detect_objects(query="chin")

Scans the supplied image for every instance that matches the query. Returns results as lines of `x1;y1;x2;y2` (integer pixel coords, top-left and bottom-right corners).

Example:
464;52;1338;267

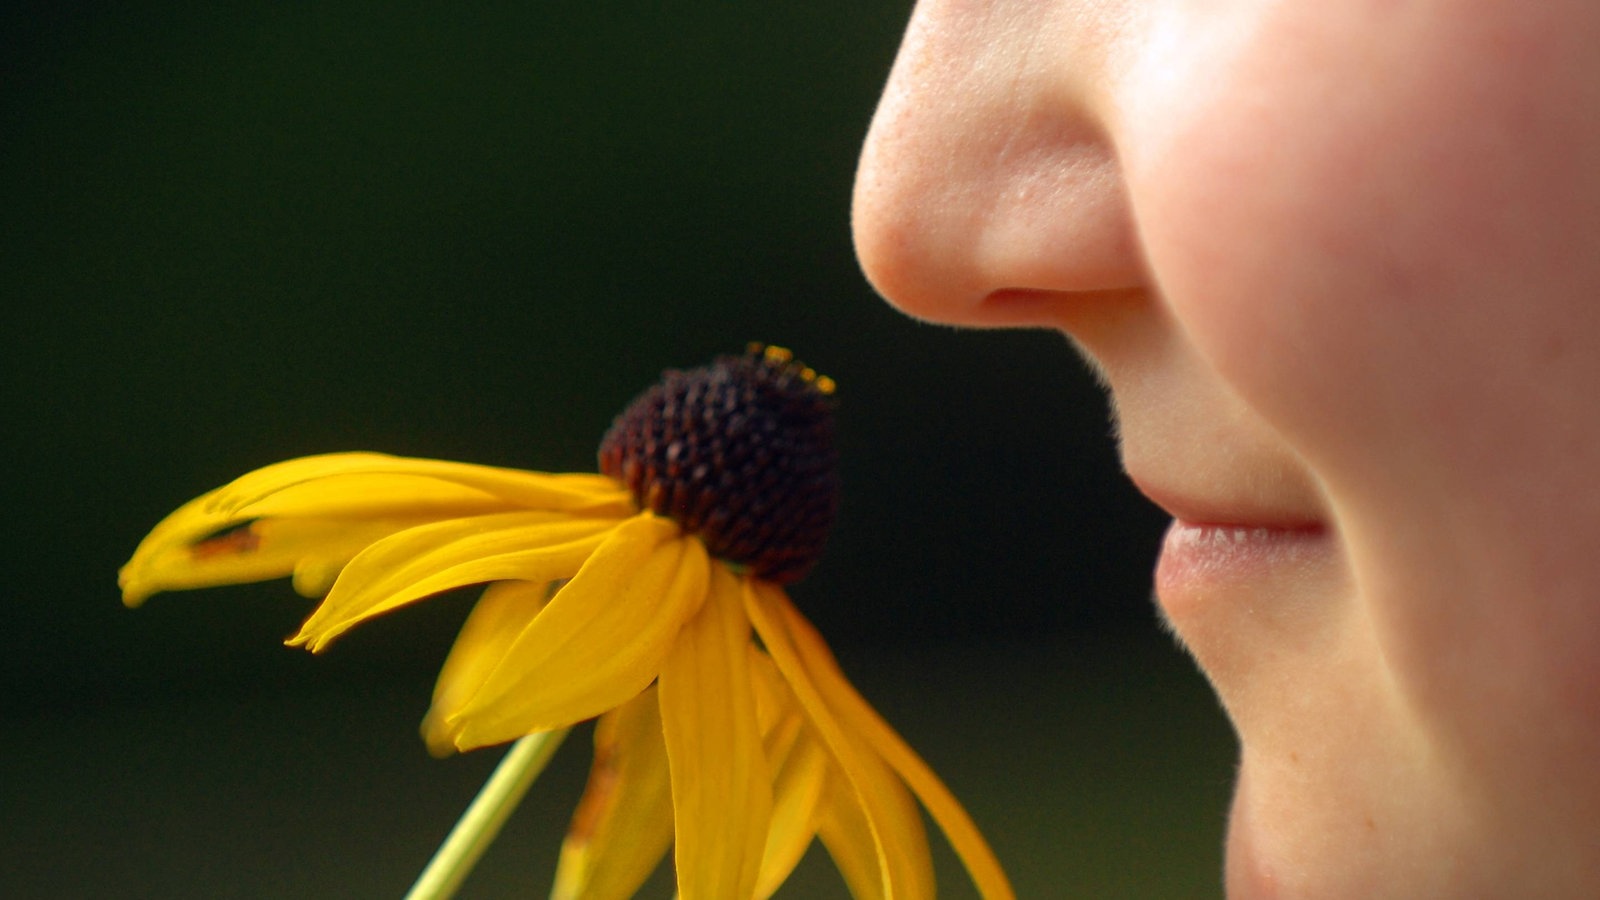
1224;770;1278;900
1222;766;1352;900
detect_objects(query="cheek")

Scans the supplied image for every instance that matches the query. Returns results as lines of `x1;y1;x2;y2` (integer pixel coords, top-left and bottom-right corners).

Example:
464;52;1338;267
1130;123;1398;470
1120;27;1437;457
1122;0;1600;816
1120;2;1600;525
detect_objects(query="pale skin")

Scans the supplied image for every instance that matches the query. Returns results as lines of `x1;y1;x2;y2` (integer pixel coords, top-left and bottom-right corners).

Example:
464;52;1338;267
852;1;1600;897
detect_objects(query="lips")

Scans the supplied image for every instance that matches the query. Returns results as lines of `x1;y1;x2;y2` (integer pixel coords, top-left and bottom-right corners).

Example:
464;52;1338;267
1067;301;1337;616
1155;519;1327;597
1129;476;1331;608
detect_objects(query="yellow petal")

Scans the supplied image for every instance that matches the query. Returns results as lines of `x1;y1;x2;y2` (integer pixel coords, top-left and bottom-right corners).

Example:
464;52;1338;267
743;581;934;900
422;579;552;757
748;645;796;736
551;686;675;900
119;515;431;607
658;563;772;900
233;472;519;520
118;452;632;607
444;515;709;747
756;718;829;900
289;512;615;651
189;452;631;519
746;648;828;899
820;739;929;900
816;766;889;900
772;589;1016;900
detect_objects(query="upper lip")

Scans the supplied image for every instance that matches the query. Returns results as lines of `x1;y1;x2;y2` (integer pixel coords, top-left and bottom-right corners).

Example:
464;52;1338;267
1128;475;1325;531
1039;285;1331;534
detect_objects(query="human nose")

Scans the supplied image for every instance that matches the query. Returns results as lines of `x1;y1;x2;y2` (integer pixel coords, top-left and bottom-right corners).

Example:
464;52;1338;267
852;0;1144;328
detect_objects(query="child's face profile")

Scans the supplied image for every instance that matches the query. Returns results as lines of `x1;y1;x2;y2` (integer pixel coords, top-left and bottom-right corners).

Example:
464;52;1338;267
854;1;1600;897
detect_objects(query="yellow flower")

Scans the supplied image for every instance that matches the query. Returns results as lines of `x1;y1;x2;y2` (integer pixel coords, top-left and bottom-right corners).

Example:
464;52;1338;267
119;345;1013;900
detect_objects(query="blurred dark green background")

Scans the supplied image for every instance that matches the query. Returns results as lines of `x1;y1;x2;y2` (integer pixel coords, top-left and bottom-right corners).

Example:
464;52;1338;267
2;2;1234;897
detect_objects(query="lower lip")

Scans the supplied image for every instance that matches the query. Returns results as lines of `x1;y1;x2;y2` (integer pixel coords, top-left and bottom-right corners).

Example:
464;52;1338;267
1154;520;1327;598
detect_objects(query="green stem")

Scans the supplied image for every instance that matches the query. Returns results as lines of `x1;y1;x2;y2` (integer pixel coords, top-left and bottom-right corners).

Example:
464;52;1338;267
405;728;572;900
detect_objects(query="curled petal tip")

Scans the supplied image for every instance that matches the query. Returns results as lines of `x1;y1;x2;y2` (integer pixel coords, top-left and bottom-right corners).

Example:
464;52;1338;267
419;708;475;755
421;718;460;759
282;631;322;653
119;580;149;608
117;565;149;608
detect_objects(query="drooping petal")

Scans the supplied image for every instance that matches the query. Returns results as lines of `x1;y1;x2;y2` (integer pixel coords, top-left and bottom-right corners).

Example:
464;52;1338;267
289;513;615;651
748;645;794;735
658;563;772;900
422;579;553;757
757;721;829;899
748;650;829;900
816;765;889;900
119;515;432;607
550;687;675;900
443;514;710;748
743;581;934;900
771;587;1016;900
118;453;633;608
817;730;929;900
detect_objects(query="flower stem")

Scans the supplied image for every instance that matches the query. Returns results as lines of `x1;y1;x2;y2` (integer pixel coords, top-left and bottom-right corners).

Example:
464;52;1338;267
405;728;572;900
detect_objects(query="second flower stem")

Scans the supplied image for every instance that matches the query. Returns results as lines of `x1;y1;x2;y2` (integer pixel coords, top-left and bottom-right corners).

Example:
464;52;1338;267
404;728;572;900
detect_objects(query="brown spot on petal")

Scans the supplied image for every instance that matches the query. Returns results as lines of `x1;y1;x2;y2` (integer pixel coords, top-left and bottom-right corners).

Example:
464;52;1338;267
190;524;261;559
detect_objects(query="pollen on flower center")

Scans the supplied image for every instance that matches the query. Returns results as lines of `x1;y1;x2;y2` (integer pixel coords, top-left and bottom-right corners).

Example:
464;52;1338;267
598;344;839;584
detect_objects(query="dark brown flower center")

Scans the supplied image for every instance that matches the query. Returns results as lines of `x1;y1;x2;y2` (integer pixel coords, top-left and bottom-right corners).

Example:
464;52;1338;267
597;344;839;583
